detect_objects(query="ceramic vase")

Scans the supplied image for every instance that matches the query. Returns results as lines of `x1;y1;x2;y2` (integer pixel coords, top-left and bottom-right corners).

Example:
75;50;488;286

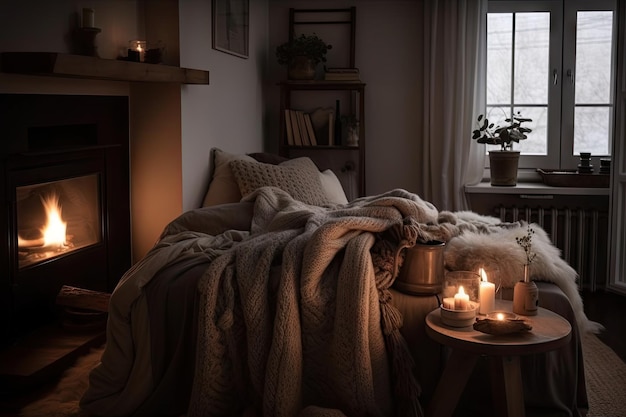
513;265;539;315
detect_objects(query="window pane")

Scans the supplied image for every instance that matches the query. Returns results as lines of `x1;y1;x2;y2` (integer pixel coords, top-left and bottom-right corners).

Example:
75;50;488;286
575;11;613;104
514;13;550;104
515;106;547;155
487;13;512;104
574;107;610;155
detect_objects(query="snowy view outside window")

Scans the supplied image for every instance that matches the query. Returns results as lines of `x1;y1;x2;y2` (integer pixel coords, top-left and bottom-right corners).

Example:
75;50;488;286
486;10;614;159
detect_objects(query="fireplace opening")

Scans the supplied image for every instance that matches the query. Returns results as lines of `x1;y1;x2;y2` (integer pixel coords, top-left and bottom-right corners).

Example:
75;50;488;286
1;94;131;345
17;174;101;269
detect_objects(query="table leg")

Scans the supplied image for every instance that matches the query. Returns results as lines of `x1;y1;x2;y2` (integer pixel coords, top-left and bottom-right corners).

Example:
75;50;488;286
501;355;525;417
426;349;478;417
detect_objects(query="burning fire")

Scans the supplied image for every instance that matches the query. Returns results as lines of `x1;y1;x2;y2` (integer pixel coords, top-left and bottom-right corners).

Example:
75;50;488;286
18;193;67;249
40;193;67;247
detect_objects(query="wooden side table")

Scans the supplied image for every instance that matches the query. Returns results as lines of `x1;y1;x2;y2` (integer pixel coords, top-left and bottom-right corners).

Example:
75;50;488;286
425;300;571;417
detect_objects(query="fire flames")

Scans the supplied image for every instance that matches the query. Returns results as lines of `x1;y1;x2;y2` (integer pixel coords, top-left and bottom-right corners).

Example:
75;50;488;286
40;193;67;247
18;193;67;249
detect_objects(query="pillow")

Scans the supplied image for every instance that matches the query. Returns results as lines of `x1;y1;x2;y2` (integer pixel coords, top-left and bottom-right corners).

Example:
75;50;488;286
202;148;255;207
319;169;349;204
229;157;330;206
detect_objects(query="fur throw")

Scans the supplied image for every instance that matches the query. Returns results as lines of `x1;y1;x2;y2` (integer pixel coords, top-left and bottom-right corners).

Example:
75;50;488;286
444;211;604;334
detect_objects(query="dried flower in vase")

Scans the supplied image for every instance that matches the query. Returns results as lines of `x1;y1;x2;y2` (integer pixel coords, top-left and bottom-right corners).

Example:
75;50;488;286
516;224;537;282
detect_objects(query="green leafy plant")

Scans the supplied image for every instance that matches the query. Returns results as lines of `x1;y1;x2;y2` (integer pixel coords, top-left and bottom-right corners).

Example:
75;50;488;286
275;33;332;66
472;111;533;151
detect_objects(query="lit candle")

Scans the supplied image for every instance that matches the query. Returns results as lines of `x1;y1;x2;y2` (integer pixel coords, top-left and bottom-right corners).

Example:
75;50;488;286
443;297;455;310
496;313;505;321
479;268;495;314
82;8;95;28
454;285;470;310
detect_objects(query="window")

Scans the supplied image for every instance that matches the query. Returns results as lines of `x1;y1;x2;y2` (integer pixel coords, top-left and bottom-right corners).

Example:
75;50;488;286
486;0;617;170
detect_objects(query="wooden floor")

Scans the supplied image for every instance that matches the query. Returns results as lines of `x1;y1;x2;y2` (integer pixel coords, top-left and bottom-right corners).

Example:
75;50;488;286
582;288;626;362
0;320;105;417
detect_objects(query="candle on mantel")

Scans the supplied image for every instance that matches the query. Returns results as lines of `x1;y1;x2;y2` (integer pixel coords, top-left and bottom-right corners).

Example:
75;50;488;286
454;285;470;310
479;267;495;315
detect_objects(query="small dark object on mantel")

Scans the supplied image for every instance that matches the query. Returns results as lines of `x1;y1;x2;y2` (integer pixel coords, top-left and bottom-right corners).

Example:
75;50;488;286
73;27;102;57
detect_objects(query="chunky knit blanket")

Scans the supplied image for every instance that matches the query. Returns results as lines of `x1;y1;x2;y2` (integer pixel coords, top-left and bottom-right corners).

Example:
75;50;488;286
187;186;599;417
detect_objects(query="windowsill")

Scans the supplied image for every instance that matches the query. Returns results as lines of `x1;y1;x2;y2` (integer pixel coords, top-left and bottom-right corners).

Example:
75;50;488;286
468;168;611;196
465;181;610;196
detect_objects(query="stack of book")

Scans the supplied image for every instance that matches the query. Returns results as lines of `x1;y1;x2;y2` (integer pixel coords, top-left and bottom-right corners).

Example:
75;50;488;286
324;67;360;81
284;109;318;146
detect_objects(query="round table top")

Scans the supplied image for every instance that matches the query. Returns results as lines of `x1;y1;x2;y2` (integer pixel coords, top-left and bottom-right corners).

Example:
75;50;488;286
425;300;572;356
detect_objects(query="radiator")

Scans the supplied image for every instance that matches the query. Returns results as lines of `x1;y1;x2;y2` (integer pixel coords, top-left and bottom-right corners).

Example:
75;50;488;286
496;205;609;291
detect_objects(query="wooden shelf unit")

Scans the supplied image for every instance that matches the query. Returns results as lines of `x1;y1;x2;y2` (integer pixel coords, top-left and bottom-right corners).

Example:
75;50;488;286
279;80;366;198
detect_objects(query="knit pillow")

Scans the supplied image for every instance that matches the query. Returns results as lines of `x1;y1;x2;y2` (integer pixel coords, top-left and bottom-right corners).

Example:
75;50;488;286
230;157;330;206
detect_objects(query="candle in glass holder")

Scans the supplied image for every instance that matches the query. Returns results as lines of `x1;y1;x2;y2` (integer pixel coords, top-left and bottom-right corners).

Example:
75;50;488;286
128;40;146;62
454;286;470;310
479;267;495;314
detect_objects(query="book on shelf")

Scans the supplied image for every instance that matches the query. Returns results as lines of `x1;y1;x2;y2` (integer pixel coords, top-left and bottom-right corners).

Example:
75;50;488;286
284;109;294;145
295;111;310;145
324;73;361;81
289;109;303;145
303;113;317;146
325;67;359;73
324;67;360;81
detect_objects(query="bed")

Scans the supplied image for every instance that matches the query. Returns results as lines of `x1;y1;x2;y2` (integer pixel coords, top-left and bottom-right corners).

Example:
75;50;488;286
80;148;599;417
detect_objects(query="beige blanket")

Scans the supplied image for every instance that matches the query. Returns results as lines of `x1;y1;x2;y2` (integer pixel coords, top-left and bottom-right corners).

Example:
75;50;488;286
188;187;447;417
82;187;597;417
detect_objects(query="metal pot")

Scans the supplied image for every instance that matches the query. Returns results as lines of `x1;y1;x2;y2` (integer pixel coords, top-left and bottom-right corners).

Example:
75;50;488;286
392;240;445;295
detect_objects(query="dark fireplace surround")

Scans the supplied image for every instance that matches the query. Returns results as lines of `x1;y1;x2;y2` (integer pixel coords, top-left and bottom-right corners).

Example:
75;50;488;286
1;94;131;344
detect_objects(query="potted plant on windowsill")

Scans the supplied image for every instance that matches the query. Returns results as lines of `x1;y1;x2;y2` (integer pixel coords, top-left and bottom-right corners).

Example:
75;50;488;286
276;33;332;80
472;111;533;186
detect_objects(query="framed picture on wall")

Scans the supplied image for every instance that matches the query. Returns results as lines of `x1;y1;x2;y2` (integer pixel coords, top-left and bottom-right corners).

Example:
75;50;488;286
212;0;249;59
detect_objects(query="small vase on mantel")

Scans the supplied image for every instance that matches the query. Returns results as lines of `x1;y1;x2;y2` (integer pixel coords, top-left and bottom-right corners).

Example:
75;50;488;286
513;264;539;315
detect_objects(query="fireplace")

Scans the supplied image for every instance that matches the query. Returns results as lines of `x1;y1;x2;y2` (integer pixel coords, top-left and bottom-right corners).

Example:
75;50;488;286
1;94;131;345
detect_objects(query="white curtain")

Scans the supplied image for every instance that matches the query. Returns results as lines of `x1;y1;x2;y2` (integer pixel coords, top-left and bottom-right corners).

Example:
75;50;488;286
419;0;487;211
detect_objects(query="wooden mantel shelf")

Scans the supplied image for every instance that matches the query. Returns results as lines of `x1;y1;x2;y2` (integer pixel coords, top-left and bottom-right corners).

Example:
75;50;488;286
1;52;209;84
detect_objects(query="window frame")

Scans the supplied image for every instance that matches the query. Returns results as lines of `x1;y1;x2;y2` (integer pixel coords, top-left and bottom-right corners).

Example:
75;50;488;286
486;0;617;172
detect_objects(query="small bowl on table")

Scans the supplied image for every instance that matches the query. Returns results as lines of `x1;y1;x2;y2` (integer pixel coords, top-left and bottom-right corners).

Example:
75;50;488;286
440;301;478;328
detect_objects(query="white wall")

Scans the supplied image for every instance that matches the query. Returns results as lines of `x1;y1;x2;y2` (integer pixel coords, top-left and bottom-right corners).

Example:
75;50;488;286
268;0;424;197
179;0;268;210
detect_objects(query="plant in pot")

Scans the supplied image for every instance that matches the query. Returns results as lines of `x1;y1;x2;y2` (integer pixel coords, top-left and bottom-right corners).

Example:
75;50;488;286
276;33;332;80
341;114;359;146
472;111;533;186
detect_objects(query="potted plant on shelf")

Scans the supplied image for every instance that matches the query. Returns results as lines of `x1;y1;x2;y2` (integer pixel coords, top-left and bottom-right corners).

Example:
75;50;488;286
276;33;332;80
341;114;359;146
472;111;533;186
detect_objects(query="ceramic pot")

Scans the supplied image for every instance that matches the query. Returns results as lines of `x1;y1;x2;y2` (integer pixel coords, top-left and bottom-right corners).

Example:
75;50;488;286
489;150;520;186
288;56;316;80
513;280;539;316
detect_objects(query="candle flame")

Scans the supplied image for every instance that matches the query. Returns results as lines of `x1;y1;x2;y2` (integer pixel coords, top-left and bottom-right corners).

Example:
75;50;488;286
496;313;505;321
457;285;466;296
40;193;67;247
480;267;488;282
